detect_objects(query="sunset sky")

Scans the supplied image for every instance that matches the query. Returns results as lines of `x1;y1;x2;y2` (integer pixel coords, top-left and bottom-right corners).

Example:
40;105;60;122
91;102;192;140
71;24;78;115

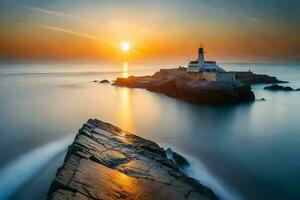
0;0;299;63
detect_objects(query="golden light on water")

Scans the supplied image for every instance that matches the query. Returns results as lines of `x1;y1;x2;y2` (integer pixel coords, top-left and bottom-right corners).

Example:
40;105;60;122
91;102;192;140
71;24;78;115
122;62;129;78
117;87;135;132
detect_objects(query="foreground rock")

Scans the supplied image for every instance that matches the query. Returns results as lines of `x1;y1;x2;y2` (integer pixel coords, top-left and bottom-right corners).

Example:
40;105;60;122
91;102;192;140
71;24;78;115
47;119;219;200
264;84;300;91
114;68;255;104
233;71;287;85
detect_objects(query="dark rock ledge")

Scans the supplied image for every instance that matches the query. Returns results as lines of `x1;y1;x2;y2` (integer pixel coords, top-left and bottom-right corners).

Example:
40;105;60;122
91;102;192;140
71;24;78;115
47;119;219;200
233;71;287;85
264;84;300;91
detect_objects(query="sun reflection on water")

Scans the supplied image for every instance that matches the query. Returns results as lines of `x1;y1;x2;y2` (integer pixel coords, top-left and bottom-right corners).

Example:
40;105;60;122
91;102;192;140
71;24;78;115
122;62;129;78
117;87;135;132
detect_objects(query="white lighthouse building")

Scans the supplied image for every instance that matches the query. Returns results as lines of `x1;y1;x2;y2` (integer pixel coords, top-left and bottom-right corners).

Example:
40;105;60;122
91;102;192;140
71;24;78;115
187;47;225;73
186;47;235;82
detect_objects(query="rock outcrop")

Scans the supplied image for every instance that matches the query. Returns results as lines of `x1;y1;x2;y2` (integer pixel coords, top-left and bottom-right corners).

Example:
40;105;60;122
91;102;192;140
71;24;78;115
93;80;110;84
47;119;219;200
264;84;300;91
100;79;110;84
233;71;287;85
113;69;255;104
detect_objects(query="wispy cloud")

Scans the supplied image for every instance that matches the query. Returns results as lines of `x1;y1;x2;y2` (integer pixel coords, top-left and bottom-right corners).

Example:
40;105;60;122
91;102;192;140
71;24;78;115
201;3;263;23
40;24;98;40
20;5;114;42
39;24;116;46
233;13;262;22
21;5;81;20
15;20;116;46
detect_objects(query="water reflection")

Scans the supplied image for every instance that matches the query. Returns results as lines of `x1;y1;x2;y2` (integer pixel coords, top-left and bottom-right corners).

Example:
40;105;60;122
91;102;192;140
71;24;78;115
116;87;135;132
122;62;129;78
1;63;300;200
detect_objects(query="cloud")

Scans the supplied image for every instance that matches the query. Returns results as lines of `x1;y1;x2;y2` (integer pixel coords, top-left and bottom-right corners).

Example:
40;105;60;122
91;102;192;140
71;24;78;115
40;24;98;40
200;3;263;23
20;5;116;45
39;24;116;46
21;5;81;20
233;13;262;22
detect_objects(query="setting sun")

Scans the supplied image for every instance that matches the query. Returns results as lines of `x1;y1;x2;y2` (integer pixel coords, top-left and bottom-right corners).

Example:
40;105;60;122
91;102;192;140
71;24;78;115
121;41;130;52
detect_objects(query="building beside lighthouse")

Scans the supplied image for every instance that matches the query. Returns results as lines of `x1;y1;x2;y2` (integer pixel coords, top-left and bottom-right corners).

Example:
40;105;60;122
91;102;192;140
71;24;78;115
187;47;235;82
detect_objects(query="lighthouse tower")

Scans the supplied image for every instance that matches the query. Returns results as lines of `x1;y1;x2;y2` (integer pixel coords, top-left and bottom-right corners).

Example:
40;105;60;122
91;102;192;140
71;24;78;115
187;46;226;74
198;47;205;68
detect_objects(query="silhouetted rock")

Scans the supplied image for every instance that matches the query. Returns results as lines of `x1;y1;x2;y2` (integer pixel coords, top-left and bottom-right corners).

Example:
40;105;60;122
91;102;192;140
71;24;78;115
100;79;110;84
257;98;266;101
47;119;219;200
264;84;298;91
114;69;255;104
234;71;287;85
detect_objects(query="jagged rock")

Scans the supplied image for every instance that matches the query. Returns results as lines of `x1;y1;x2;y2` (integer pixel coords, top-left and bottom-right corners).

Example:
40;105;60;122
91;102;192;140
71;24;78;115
100;79;110;84
264;84;298;91
114;69;255;104
47;119;219;200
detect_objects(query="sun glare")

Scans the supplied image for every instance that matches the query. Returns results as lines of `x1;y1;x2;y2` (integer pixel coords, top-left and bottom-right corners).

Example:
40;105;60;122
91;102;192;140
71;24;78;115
121;41;130;52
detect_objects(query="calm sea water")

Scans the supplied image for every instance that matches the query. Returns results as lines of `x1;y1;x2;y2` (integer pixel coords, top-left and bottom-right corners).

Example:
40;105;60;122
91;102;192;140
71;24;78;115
0;63;299;200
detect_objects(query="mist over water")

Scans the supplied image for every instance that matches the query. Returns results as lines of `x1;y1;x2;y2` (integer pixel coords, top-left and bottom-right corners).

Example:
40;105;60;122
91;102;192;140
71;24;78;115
184;154;241;200
0;63;299;200
0;135;74;199
163;143;242;200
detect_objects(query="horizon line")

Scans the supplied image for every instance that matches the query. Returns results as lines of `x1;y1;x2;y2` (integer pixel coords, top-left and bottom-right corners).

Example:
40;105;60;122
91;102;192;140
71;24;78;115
0;60;300;66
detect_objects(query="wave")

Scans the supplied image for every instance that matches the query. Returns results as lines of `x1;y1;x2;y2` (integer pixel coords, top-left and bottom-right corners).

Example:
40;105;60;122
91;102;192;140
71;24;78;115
0;135;74;200
160;143;243;200
182;153;243;200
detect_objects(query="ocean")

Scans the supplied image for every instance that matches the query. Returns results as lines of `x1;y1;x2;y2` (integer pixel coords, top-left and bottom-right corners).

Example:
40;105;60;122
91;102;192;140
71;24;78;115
0;62;299;200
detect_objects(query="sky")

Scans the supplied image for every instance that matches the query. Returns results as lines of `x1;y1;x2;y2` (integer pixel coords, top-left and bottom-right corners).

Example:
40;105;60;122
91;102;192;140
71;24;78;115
0;0;299;63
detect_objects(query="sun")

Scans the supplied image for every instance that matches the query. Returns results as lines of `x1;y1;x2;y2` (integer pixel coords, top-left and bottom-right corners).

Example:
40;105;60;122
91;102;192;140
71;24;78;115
121;41;130;52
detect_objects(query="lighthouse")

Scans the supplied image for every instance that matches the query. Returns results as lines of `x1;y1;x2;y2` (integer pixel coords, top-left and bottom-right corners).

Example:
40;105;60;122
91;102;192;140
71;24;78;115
187;47;225;73
198;47;205;68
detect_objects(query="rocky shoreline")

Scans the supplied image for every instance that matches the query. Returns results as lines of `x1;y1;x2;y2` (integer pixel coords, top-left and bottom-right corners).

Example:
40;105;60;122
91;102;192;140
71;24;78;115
46;119;219;200
114;68;255;104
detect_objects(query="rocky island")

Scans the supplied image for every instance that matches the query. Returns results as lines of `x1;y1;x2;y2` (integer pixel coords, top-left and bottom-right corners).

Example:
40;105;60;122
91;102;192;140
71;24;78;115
114;68;255;104
47;119;219;200
111;48;287;104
